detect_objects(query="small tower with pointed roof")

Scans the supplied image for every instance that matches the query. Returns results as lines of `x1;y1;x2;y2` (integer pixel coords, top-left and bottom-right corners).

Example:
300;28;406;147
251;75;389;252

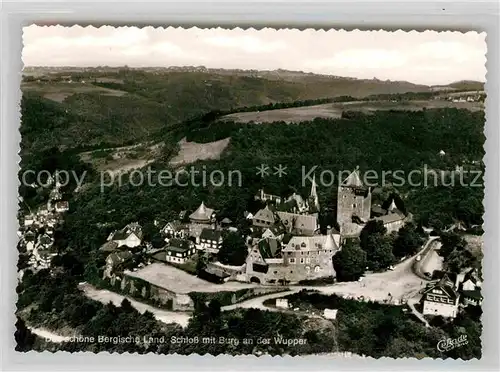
308;174;320;213
388;198;397;213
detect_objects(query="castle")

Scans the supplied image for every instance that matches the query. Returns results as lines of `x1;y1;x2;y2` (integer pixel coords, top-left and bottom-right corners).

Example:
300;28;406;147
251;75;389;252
337;169;409;236
245;168;409;284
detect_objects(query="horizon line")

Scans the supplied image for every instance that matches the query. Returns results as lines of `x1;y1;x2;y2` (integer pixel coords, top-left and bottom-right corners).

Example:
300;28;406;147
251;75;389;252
21;65;486;87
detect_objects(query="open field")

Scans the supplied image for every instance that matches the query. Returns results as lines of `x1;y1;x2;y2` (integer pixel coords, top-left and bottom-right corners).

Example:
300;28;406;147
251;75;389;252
127;263;259;294
79;142;163;175
21;82;127;103
222;100;484;124
169;137;230;166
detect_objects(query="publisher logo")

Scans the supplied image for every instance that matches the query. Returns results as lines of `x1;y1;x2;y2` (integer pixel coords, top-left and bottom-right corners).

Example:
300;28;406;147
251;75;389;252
437;334;468;352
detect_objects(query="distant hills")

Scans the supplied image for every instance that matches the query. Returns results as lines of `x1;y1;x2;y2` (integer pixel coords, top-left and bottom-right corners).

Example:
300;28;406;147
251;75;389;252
20;66;485;153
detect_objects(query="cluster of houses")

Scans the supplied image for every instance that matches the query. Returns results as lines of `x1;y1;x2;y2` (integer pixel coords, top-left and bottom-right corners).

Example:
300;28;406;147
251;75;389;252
102;169;414;285
421;268;483;318
18;181;69;270
101;202;230;278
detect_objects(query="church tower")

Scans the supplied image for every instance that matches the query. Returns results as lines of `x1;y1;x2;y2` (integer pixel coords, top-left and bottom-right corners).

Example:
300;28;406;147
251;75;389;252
308;174;320;213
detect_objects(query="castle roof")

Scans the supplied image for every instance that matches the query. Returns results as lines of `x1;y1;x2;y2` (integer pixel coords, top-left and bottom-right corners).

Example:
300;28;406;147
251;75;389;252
258;238;281;259
253;206;276;224
374;213;405;224
283;233;340;253
276;211;318;234
341;169;364;188
189;202;214;222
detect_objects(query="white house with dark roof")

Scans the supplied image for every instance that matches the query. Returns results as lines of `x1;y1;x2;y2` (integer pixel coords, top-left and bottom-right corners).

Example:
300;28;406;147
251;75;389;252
55;200;69;213
422;272;460;318
152;239;196;264
161;220;188;239
23;214;35;227
23;230;37;252
460;268;483;306
107;222;143;248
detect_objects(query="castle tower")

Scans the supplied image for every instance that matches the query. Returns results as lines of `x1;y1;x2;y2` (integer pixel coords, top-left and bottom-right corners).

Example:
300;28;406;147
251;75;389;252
336;168;372;235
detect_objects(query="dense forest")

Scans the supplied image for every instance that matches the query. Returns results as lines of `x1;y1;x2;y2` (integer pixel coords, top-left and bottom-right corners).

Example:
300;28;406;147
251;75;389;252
16;83;485;356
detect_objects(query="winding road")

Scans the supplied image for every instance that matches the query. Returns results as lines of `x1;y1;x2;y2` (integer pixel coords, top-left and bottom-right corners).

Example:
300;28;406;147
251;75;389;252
223;236;440;312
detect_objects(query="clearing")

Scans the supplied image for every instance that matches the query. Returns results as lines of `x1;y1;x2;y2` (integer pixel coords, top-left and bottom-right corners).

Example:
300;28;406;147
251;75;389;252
21;81;127;103
222;100;484;124
169;137;230;166
79;142;163;175
127;263;258;294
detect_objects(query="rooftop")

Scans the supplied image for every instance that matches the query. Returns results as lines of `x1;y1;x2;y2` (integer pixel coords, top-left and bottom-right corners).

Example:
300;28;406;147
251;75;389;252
341;169;364;188
276;211;317;233
200;228;222;241
189;201;214;222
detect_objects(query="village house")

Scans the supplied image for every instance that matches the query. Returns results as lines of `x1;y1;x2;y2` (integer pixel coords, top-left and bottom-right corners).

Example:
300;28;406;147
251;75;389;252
374;200;408;233
261;227;284;241
245;228;341;284
199;228;223;254
276;298;289;309
252;205;276;227
23;214;35;227
38;205;50;216
161;220;188;239
106;222;143;248
104;251;134;278
460;268;483;307
55;200;69;213
23;230;37;252
36;233;54;250
152;239;196;264
49;188;62;201
422;272;460;318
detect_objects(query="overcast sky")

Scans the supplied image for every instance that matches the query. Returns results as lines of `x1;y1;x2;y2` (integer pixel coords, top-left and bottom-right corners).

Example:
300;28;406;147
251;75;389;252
23;25;486;86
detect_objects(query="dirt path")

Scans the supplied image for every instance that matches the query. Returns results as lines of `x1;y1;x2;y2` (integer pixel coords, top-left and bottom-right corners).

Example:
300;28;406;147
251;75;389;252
28;326;73;343
224;238;436;312
80;283;191;328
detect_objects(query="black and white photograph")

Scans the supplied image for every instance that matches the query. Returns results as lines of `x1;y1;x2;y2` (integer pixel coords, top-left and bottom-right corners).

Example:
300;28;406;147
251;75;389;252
15;25;485;359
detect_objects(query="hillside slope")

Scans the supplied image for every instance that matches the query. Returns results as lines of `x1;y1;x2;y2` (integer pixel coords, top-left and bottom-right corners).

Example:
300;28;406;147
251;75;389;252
20;68;432;152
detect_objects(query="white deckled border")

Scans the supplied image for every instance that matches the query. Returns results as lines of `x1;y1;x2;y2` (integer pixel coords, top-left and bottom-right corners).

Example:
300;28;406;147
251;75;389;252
1;1;498;371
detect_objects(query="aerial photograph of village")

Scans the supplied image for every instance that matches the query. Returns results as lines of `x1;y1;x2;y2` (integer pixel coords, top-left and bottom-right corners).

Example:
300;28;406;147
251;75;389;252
15;26;485;359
